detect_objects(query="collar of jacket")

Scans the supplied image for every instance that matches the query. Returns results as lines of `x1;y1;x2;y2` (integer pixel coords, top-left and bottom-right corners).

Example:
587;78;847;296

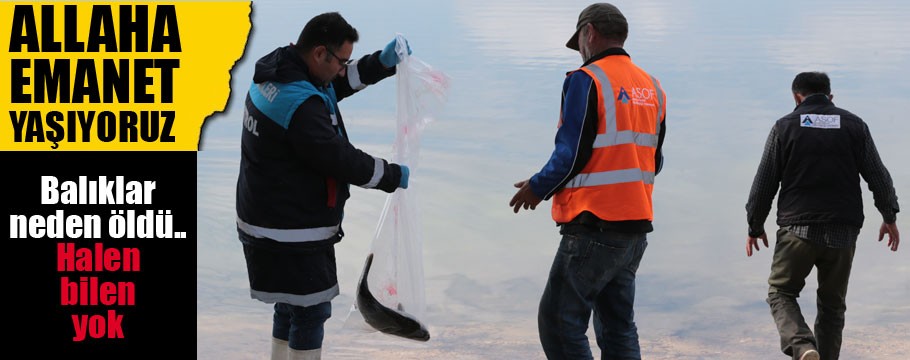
794;93;833;111
253;45;321;86
581;47;630;67
283;45;311;79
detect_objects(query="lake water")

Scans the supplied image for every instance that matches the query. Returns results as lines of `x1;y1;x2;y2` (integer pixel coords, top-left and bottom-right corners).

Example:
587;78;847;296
197;1;910;358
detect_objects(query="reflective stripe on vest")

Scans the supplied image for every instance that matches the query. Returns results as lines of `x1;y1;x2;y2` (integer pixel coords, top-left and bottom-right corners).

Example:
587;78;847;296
651;74;665;140
565;168;655;188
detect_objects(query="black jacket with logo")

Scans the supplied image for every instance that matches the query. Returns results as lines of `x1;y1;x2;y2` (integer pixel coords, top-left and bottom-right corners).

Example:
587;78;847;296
236;45;401;247
775;94;866;227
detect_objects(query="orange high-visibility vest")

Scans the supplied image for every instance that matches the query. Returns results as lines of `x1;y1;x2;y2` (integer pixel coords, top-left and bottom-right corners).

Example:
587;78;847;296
552;55;666;223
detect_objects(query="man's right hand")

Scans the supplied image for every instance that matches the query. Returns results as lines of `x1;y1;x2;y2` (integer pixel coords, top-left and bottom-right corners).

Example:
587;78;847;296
879;222;900;251
509;179;542;214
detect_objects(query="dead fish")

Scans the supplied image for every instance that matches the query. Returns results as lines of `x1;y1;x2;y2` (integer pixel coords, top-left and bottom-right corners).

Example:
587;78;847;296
356;253;430;341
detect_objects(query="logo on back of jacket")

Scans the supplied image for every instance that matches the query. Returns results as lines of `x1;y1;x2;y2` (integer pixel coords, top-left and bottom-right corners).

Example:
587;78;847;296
617;86;656;106
800;114;841;129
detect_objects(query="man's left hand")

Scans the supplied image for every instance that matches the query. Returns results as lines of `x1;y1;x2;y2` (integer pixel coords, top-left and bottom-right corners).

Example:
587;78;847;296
380;36;412;68
746;233;768;257
879;221;900;251
510;179;542;213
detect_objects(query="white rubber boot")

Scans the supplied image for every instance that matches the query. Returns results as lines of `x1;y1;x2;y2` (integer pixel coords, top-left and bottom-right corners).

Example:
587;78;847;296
288;348;322;360
270;337;289;360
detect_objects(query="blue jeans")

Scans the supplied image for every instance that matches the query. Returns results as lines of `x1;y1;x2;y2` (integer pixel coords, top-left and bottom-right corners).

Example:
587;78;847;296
538;230;648;360
272;301;332;350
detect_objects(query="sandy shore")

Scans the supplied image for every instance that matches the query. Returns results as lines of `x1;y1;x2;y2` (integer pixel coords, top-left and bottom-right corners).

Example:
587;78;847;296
198;308;908;359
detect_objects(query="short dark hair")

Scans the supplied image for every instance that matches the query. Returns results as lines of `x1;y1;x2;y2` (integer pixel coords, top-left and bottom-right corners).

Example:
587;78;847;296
791;72;831;95
590;20;628;43
296;12;359;51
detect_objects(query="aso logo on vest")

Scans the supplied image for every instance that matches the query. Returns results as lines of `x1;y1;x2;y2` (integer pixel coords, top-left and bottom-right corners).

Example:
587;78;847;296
616;86;656;107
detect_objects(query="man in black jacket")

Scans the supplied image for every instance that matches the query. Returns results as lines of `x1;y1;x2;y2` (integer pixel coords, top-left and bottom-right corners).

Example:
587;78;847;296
235;12;410;360
745;71;900;360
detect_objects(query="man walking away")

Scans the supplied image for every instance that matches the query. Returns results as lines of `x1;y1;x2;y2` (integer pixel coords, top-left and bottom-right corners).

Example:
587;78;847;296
745;71;900;360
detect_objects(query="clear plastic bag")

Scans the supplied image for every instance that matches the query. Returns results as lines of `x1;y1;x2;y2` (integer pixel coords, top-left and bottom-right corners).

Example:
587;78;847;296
343;34;451;341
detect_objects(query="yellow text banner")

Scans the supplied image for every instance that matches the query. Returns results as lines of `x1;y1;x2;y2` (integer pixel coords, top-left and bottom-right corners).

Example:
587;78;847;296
1;1;251;150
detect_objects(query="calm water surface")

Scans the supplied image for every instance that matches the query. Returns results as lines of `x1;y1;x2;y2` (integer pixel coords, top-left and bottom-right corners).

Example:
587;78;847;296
198;1;909;358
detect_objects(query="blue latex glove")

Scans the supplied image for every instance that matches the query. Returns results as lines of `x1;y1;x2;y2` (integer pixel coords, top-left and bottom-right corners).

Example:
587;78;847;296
379;37;412;68
398;165;410;189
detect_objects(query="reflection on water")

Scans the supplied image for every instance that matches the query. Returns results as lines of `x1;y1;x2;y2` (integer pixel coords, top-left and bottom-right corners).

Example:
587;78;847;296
198;1;910;358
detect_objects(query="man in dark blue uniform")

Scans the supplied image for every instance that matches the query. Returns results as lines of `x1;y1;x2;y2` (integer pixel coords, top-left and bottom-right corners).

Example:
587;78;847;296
746;71;900;360
235;12;411;360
